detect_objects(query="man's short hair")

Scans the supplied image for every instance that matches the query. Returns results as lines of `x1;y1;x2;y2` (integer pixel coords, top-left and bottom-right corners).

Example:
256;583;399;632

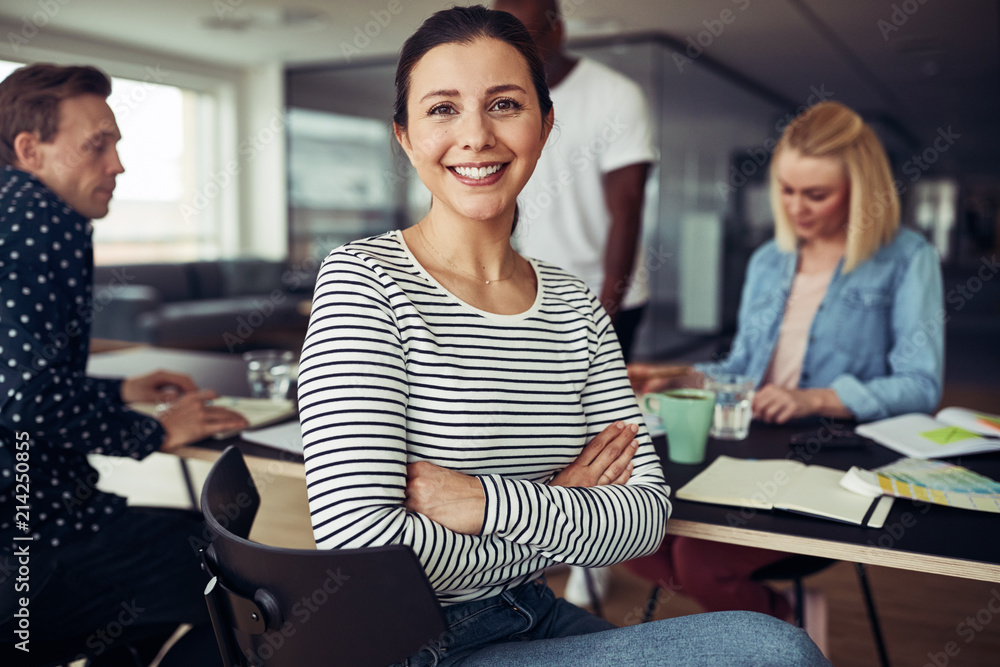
0;63;112;167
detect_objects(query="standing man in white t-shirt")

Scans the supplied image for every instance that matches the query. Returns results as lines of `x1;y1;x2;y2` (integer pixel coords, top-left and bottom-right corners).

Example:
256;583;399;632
495;0;657;608
496;0;657;363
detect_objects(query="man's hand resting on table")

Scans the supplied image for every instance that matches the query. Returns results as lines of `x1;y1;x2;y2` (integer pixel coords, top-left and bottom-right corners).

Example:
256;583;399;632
122;370;249;450
155;389;249;452
120;369;199;403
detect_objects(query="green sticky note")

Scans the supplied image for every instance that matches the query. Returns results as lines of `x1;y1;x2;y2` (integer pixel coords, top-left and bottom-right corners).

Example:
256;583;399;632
920;426;980;445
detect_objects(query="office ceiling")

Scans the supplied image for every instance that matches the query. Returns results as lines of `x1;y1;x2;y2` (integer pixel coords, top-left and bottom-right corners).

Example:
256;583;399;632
2;0;998;174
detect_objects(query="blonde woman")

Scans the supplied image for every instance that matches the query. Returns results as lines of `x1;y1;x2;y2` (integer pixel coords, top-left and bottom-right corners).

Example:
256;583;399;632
632;100;943;422
626;102;944;629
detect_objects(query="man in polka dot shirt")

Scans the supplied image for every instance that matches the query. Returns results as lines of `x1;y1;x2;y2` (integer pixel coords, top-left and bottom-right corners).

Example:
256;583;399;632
0;64;247;662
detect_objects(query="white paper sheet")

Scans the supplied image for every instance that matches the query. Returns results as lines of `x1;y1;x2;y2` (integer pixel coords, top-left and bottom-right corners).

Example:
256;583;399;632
240;420;304;455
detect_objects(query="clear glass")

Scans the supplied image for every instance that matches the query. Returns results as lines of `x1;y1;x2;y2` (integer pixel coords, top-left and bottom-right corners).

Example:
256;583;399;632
243;350;295;400
706;373;755;440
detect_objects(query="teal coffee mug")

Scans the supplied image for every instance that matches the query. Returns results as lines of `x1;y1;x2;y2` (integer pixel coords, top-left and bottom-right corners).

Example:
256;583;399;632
641;389;716;464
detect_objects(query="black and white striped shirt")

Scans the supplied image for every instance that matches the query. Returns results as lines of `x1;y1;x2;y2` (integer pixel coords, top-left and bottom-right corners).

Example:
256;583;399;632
297;231;670;605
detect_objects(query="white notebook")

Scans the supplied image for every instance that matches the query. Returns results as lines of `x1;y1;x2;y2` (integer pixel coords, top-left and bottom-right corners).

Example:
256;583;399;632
676;456;893;527
856;408;1000;459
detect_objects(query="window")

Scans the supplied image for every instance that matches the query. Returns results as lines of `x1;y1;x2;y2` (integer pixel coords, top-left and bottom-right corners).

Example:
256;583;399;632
0;59;221;264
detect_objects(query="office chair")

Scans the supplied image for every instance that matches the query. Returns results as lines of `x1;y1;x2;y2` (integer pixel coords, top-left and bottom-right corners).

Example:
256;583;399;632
640;555;890;667
199;446;447;667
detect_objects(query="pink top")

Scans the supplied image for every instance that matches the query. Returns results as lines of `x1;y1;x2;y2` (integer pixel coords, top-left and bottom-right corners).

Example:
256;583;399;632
763;267;836;389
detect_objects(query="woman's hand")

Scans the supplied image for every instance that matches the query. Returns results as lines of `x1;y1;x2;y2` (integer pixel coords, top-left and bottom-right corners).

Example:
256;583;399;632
753;385;815;423
549;421;639;488
157;390;249;452
627;363;701;395
121;370;199;404
753;385;852;424
406;461;486;535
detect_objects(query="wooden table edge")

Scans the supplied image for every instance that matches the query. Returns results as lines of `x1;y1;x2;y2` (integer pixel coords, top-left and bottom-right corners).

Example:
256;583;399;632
173;444;305;480
90;338;151;354
665;519;1000;583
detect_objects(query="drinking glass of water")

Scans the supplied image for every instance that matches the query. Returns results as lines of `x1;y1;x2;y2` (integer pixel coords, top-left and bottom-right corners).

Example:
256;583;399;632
243;350;295;400
706;373;755;440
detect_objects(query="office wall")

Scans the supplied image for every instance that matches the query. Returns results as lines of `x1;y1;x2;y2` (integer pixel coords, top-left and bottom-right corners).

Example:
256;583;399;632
284;37;792;358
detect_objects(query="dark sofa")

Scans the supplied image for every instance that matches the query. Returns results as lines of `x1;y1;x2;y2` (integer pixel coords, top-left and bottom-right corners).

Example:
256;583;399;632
90;260;313;352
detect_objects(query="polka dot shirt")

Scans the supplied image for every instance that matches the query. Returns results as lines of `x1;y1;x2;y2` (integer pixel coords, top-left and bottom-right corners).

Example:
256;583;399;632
0;167;165;549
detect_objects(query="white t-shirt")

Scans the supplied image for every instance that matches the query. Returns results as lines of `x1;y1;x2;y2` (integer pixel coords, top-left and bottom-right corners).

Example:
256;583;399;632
514;57;657;309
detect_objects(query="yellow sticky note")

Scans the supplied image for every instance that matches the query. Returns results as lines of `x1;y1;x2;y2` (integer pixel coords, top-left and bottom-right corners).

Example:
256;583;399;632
920;426;980;445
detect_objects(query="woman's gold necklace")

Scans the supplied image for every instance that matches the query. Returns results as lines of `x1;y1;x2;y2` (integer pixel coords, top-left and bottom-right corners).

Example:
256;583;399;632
417;223;516;285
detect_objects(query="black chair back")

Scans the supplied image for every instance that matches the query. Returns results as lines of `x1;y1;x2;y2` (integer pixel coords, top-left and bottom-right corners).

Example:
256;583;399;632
200;446;447;667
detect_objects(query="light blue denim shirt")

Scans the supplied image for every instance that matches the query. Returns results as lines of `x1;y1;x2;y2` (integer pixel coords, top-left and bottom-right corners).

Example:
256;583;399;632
696;228;944;422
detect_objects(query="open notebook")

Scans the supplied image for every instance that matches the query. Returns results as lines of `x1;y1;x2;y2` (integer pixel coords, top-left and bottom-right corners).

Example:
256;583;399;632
676;455;894;527
856;408;1000;458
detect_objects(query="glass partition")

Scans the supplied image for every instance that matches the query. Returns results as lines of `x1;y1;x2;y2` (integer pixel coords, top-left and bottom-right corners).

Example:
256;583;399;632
285;38;794;358
287;108;397;265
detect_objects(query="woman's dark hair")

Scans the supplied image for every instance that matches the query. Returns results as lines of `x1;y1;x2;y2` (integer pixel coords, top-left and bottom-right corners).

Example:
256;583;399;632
392;5;552;131
392;5;552;233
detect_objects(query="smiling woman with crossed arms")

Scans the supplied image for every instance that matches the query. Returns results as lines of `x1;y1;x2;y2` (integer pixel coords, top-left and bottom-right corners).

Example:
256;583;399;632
295;6;829;666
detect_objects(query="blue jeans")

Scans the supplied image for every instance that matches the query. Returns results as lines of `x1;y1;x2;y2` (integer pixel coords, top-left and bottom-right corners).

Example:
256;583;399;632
399;577;830;666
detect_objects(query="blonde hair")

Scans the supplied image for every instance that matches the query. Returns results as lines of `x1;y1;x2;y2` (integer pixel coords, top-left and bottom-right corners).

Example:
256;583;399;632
769;101;899;273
